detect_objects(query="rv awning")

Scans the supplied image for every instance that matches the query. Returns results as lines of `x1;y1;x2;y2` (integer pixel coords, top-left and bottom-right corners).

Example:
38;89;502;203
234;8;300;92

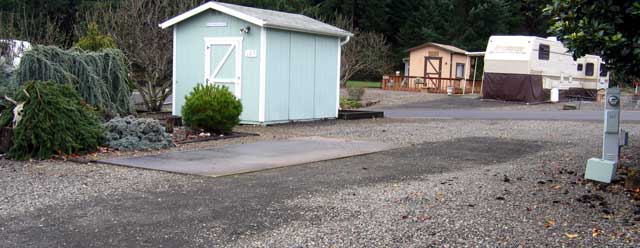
465;52;486;57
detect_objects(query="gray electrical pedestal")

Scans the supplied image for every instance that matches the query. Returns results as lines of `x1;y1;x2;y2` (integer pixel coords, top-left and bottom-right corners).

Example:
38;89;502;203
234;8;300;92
585;87;628;183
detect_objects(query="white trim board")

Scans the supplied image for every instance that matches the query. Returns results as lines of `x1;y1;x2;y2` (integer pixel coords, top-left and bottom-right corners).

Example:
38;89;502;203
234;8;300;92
172;26;177;115
203;37;243;99
335;38;341;117
258;27;267;122
160;2;265;29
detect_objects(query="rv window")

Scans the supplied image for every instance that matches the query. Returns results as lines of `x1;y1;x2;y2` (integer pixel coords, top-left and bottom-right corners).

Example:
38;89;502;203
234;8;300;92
538;44;550;60
600;63;608;77
455;63;465;78
585;63;595;76
577;64;583;71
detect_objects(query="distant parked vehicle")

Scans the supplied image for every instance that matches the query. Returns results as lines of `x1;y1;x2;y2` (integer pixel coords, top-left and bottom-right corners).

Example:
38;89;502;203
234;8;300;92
483;35;609;103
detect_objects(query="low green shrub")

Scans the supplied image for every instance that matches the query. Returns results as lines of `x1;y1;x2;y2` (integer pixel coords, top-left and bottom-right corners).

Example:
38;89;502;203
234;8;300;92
1;81;104;160
103;115;174;151
340;97;362;109
347;87;365;101
182;84;242;133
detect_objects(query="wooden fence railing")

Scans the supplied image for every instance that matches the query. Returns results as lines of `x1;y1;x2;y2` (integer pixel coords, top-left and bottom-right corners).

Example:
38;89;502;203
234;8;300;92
381;75;482;94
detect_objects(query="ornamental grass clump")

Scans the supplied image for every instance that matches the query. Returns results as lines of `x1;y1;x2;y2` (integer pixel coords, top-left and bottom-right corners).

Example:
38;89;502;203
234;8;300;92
182;84;242;134
0;81;104;160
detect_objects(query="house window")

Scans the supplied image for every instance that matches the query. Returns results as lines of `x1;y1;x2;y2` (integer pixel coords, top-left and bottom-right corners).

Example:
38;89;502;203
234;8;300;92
600;63;608;77
538;44;550;60
577;64;583;71
585;63;595;76
455;63;465;78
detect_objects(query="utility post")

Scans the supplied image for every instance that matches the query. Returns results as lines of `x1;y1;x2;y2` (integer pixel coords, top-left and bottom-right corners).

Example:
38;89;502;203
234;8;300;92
585;88;629;183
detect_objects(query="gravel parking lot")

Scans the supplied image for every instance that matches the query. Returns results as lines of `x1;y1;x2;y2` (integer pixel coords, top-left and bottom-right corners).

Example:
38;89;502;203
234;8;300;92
1;118;640;247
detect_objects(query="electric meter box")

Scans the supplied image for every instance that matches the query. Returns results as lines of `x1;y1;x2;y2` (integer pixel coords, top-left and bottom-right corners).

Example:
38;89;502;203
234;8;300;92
585;158;616;183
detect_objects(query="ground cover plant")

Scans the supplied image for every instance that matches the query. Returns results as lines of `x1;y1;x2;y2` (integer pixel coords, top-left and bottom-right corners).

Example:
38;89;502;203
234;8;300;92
346;80;381;88
182;84;242;134
340;97;363;109
15;45;133;117
103;115;174;151
0;81;103;160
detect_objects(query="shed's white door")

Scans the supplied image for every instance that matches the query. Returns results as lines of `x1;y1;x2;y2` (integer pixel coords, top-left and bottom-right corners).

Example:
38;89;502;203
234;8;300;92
204;37;242;98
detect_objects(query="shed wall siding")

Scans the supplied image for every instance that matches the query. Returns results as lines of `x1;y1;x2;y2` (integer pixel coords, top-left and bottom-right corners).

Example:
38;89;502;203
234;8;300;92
264;29;291;121
313;36;339;118
288;32;317;120
174;10;261;122
264;29;339;122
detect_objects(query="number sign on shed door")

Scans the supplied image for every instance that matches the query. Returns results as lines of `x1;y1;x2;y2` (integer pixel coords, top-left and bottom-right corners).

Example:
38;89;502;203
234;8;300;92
204;37;243;98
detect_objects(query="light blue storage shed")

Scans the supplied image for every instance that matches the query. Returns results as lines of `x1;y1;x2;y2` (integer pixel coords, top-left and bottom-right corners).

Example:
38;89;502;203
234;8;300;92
160;2;352;124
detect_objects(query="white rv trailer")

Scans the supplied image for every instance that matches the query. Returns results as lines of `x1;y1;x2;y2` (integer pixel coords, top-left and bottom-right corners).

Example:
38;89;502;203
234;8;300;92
483;35;608;103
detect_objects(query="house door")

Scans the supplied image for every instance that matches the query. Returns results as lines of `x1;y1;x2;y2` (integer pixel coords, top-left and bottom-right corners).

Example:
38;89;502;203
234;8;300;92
204;37;243;98
424;57;442;88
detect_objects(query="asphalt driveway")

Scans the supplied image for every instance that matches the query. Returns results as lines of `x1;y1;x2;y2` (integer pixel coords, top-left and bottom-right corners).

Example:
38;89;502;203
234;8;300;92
375;97;640;121
382;109;640;121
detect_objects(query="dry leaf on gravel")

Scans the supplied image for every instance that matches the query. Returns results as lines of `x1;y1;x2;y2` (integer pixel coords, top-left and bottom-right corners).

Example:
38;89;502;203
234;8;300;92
565;233;579;239
544;219;556;229
592;228;602;237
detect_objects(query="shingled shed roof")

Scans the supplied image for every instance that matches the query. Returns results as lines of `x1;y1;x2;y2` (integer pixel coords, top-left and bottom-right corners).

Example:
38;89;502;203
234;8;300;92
407;42;469;55
159;2;353;37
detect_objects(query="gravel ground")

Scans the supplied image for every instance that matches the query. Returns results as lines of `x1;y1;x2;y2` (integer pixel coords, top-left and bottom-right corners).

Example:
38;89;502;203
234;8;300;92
228;119;640;247
2;118;640;247
353;88;640;111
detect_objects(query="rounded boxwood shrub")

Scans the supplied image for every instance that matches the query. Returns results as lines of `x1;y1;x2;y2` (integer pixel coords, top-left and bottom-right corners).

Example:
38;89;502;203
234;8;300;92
181;84;242;133
1;81;104;160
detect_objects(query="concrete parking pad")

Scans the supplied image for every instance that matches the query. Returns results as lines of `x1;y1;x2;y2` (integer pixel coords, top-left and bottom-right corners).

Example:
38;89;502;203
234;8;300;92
99;137;399;177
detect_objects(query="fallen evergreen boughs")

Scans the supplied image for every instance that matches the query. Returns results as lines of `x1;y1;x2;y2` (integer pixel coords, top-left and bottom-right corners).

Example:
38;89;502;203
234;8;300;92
103;115;174;151
15;45;133;117
182;84;242;134
3;81;104;160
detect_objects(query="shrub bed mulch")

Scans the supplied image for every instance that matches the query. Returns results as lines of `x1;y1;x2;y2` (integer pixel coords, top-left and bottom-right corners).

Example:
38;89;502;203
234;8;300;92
173;130;259;144
0;127;12;154
62;131;259;164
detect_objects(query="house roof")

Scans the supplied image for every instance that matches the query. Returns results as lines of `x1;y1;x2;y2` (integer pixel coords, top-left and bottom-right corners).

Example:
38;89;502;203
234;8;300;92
407;42;468;55
159;2;353;37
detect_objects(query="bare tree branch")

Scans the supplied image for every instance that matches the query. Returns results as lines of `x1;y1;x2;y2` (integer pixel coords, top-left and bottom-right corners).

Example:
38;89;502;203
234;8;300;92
332;15;391;87
80;0;204;112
